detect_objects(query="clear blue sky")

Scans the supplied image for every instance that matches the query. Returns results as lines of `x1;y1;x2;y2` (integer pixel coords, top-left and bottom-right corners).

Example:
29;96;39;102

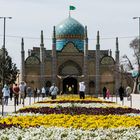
0;0;140;68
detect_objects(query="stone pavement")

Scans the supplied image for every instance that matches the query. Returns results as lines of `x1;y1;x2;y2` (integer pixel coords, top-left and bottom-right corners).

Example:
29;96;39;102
99;93;140;109
0;94;140;116
0;96;45;116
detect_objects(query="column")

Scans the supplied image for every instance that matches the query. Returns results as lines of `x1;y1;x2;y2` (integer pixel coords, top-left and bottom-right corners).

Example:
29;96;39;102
95;31;100;97
52;26;57;84
21;38;25;82
84;26;88;94
115;37;120;94
40;30;45;87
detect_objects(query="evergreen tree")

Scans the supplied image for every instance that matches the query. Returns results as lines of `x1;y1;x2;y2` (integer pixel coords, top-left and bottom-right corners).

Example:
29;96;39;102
0;47;18;86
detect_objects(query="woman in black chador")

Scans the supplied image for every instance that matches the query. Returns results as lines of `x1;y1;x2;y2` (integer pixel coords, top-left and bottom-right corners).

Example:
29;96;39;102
119;86;124;101
103;87;107;99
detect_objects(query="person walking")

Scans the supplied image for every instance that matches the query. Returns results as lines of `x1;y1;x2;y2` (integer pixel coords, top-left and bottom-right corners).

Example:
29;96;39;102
41;87;46;98
26;86;32;105
37;88;40;97
106;88;110;99
26;86;32;97
33;88;37;98
102;87;107;99
19;81;26;104
2;84;10;106
13;84;20;106
45;86;50;97
79;81;86;99
119;86;124;101
126;85;132;100
49;83;59;100
9;84;13;101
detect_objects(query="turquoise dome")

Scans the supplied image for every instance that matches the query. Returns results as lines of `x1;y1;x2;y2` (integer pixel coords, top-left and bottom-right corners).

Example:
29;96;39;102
55;17;85;51
56;17;84;37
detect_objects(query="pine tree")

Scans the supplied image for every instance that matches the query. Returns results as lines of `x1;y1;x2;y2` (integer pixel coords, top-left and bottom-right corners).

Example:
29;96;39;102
0;47;18;86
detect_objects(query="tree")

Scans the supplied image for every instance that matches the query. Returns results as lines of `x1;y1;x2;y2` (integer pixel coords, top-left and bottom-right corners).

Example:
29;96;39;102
119;63;133;87
122;37;140;93
0;47;18;86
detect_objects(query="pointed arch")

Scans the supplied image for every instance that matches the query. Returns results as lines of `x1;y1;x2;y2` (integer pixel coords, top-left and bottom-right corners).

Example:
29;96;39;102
58;60;82;76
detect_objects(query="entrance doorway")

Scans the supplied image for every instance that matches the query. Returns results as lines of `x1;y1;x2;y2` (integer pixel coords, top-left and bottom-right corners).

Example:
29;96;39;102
45;81;51;87
63;77;77;94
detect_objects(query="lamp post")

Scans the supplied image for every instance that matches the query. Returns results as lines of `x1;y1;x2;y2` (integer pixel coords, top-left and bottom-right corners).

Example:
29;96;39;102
133;17;140;56
0;17;12;87
133;17;140;94
0;17;12;49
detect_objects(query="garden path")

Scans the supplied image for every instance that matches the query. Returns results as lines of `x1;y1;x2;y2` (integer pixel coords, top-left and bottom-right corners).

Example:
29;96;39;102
99;93;140;109
0;96;46;116
1;94;140;116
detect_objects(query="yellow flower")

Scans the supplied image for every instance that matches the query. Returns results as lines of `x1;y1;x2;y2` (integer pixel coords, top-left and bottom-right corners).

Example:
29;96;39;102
0;114;140;130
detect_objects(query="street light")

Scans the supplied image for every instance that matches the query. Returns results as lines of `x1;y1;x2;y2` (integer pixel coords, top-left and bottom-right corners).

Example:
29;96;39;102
133;17;140;54
133;17;140;94
0;17;12;49
0;17;12;86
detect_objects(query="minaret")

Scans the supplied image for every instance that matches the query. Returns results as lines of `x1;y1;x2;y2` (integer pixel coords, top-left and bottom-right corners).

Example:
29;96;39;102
95;31;100;97
84;26;88;94
52;26;57;84
40;30;45;87
115;37;120;94
21;38;25;82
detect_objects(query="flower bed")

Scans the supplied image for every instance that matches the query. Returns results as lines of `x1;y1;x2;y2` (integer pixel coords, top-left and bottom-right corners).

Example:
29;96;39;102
0;126;140;140
37;100;114;104
0;95;140;139
37;95;114;104
17;106;140;115
0;114;140;129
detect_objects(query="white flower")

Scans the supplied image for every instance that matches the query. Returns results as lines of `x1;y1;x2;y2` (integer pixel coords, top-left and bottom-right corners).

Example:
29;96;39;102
0;126;140;140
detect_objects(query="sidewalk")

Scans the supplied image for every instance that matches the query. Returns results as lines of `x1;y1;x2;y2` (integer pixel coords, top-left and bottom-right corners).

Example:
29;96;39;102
99;94;140;110
0;96;45;116
1;94;140;116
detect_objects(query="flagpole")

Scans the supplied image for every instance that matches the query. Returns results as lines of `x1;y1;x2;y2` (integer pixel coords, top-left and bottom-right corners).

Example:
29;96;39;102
69;6;71;17
69;5;76;17
69;10;71;17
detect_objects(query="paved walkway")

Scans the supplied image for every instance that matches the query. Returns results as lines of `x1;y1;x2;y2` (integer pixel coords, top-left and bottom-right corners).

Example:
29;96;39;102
0;94;140;116
0;96;45;116
99;94;140;109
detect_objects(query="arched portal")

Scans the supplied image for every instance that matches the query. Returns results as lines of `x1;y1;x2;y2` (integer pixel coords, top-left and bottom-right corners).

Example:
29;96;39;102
63;77;77;94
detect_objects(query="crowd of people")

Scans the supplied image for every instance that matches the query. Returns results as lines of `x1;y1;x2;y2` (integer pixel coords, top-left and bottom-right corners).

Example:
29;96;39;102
0;81;87;105
0;79;133;106
0;82;60;106
1;82;27;106
102;85;132;101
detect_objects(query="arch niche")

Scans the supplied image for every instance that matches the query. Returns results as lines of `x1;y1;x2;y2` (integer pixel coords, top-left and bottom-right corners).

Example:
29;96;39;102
59;60;82;76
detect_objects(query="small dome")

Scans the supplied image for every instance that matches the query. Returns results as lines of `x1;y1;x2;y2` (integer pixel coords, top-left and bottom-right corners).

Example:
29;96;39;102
56;17;84;39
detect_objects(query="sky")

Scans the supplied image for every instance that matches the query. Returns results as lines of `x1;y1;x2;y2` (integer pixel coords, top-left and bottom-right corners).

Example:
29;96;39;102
0;0;140;69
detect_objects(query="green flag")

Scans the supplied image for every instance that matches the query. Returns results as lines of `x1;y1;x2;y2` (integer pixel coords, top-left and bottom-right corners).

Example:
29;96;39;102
69;5;76;10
